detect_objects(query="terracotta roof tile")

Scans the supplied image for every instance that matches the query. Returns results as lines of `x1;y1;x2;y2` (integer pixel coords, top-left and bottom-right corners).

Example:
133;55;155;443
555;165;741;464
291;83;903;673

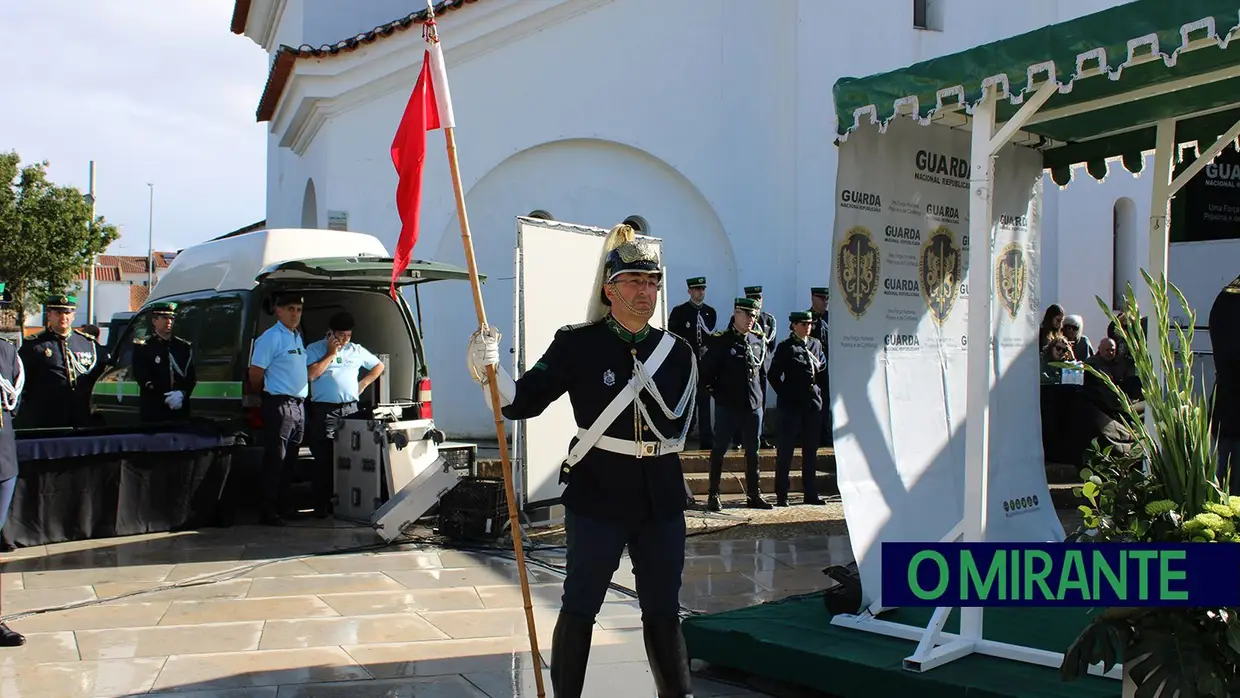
129;285;149;311
74;266;121;282
231;0;252;34
256;0;481;122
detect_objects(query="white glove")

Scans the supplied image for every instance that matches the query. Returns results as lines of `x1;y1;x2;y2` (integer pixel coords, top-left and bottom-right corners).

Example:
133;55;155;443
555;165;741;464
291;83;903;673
466;327;515;410
467;326;502;381
164;390;184;410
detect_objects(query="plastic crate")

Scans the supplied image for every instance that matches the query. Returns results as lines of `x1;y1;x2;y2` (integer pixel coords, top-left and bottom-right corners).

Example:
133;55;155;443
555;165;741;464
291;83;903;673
438;477;509;541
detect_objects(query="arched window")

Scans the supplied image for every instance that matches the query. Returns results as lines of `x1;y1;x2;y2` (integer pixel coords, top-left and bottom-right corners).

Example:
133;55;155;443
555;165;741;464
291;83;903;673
527;210;554;220
301;179;318;229
623;215;649;234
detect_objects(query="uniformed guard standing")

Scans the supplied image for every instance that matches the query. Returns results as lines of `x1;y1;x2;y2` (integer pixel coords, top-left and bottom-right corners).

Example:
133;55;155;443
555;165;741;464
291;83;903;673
17;294;107;429
667;277;716;450
808;287;832;445
305;311;385;518
701;297;773;512
467;223;698;698
131;302;197;422
768;311;828;507
0;283;26;647
247;293;309;526
743;286;776;448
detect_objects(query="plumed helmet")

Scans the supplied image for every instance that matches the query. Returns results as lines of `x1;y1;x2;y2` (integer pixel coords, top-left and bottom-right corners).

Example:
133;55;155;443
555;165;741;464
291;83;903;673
586;223;663;322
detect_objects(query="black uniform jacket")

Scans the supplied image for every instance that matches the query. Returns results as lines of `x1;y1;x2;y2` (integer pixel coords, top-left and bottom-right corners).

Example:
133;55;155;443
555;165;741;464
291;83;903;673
132;334;197;421
17;329;107;429
0;340;21;480
757;311;777;360
700;326;766;412
809;309;829;348
768;334;827;412
667;301;717;356
501;316;696;524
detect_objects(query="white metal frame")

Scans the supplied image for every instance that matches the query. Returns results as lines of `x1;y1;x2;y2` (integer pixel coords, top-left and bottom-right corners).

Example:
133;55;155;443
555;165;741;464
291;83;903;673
830;71;1240;679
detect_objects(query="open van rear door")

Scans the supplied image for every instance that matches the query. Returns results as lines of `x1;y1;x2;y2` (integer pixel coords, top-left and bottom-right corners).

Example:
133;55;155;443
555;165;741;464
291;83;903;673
253;256;482;286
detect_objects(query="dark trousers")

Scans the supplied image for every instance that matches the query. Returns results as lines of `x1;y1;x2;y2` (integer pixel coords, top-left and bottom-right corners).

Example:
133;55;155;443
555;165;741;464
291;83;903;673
710;405;761;496
733;377;767;447
776;406;821;500
821;384;834;445
694;384;713;446
261;394;305;518
561;509;685;621
307;401;358;513
0;475;14;532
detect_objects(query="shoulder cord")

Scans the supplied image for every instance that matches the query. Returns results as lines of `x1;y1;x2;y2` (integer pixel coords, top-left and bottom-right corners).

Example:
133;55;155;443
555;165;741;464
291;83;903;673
65;343;96;376
0;355;23;412
168;346;191;379
631;349;698;445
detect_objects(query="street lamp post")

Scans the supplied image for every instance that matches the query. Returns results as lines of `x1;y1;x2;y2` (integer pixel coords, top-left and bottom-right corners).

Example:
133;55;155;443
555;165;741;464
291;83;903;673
85;161;96;324
146;183;154;289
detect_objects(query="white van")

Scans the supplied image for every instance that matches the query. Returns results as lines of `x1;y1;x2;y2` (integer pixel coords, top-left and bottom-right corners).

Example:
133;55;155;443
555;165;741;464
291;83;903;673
91;228;479;443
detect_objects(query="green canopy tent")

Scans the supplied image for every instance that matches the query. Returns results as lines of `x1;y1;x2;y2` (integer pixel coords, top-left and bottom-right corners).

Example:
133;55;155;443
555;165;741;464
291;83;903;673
827;0;1240;681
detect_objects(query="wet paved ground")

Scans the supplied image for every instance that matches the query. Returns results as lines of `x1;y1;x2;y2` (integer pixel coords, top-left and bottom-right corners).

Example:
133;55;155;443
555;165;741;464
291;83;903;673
0;516;853;697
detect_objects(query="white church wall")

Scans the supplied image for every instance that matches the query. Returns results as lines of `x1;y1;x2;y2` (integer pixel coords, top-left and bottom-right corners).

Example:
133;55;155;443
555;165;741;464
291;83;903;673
259;0;1165;438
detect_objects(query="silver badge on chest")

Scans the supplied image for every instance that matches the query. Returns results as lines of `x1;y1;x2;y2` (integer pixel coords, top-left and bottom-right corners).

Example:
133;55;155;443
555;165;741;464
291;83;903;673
602;369;616;386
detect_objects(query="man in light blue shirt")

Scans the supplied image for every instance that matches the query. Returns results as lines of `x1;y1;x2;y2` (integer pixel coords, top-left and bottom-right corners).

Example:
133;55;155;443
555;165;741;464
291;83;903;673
247;293;309;526
305;311;384;517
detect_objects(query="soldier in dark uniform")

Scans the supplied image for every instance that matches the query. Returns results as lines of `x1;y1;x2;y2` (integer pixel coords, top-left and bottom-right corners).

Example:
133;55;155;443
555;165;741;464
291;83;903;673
769;311;828;506
467;223;698;698
0;283;25;646
808;287;832;445
742;286;776;448
17;294;108;429
702;297;773;512
131;302;197;422
667;276;716;450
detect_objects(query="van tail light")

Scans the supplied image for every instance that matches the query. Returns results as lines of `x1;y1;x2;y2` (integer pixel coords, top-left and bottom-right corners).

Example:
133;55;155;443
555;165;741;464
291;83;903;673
416;378;433;419
242;387;262;429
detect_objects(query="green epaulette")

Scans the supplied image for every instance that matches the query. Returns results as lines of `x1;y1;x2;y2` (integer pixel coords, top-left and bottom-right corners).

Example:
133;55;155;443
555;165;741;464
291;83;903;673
72;329;96;340
559;321;594;332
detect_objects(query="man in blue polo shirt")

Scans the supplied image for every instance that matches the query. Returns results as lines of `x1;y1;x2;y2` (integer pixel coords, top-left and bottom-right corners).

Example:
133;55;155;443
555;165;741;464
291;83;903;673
305;311;385;517
248;293;309;526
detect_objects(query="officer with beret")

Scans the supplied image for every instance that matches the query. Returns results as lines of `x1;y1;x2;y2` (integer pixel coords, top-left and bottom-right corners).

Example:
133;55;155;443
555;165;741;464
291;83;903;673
247;293;309;526
0;283;25;646
17;293;108;429
743;286;776;447
131;301;197;422
467;223;698;698
667;276;717;449
809;287;832;445
702;297;773;511
769;311;828;506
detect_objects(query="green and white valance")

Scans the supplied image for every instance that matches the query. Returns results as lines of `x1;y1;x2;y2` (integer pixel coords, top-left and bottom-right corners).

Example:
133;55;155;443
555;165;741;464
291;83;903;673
833;0;1240;185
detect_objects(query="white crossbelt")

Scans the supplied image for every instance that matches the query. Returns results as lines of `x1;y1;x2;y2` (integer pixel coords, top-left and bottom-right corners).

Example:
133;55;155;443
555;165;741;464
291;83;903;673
577;430;686;458
564;332;684;467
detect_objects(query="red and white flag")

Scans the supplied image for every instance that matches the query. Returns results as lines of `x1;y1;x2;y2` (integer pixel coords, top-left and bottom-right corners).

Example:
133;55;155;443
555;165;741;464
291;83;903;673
390;38;456;299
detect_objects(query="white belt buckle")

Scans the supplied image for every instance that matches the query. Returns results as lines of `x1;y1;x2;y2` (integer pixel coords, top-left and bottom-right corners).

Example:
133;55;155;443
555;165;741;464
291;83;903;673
640;442;658;457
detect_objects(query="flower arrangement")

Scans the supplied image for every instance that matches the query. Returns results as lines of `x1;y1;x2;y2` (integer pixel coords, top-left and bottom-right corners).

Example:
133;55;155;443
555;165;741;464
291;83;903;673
1057;272;1238;697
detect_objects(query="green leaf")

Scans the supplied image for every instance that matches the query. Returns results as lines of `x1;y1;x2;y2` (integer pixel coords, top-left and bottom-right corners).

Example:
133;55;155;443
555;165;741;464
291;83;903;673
1082;481;1099;499
1226;621;1240;655
1077;504;1093;517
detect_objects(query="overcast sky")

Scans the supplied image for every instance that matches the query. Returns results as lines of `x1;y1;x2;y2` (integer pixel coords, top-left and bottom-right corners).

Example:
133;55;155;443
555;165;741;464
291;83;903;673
1;1;270;255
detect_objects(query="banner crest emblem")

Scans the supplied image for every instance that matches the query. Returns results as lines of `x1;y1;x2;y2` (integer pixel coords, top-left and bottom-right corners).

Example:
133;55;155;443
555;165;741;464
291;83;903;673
836;226;880;318
919;225;961;326
996;242;1027;319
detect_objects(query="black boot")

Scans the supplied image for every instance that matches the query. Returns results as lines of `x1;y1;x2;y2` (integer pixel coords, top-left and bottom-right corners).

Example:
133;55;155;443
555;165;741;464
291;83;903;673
550;612;593;697
0;622;25;647
643;616;694;697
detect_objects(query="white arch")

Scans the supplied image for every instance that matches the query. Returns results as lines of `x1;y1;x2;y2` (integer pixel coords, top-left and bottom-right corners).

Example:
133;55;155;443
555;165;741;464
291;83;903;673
419;137;736;438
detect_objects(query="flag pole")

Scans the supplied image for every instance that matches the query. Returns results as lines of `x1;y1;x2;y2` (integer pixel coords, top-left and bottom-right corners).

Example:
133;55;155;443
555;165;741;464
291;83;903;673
422;5;547;695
